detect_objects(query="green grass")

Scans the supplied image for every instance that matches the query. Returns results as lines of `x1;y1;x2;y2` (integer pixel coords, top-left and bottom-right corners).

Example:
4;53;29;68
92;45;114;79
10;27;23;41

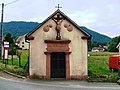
88;52;118;82
0;50;28;76
88;52;118;56
6;49;28;68
0;63;5;71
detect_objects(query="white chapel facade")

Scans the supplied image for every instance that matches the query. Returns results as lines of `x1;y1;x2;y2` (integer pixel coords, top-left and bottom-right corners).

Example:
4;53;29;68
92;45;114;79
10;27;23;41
26;9;91;80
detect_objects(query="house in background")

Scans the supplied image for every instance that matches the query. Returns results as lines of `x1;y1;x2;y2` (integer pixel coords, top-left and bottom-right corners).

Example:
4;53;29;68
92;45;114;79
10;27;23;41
92;47;105;52
15;34;29;50
117;43;120;55
26;9;91;80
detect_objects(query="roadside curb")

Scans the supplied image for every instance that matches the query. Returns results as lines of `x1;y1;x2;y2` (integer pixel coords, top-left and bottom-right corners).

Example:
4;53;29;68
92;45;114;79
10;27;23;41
3;70;26;79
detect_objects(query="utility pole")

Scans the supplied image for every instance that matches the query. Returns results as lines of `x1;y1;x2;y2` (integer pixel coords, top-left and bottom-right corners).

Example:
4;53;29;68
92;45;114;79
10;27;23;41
0;1;19;59
0;3;4;59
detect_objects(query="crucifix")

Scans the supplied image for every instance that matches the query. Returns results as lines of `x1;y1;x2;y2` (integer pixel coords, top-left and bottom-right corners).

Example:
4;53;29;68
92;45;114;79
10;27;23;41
52;4;64;40
52;13;65;40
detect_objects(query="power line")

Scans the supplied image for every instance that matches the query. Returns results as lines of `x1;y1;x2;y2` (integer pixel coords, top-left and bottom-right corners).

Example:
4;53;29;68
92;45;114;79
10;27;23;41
5;0;20;6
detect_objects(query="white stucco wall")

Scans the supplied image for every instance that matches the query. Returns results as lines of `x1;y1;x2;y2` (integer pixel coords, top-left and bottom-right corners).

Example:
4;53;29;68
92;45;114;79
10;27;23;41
29;18;88;77
61;20;88;76
19;37;29;50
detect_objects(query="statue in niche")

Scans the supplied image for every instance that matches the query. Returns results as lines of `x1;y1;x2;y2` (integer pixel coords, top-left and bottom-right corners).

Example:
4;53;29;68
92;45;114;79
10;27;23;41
52;13;65;40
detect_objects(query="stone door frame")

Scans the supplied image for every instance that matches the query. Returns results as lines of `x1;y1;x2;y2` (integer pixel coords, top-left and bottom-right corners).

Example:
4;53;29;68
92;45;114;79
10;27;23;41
44;40;71;80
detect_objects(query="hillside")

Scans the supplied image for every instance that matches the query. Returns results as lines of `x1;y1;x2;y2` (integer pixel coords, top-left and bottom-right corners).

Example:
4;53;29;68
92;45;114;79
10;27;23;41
80;26;111;43
3;21;39;36
3;21;111;43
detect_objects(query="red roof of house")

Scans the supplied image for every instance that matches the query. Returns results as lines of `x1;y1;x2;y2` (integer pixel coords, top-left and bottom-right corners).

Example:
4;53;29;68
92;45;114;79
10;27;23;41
15;35;25;43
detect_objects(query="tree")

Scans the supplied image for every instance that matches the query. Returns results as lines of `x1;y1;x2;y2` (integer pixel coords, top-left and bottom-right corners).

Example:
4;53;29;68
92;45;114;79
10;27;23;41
88;39;92;51
87;39;108;51
4;33;14;44
108;36;119;52
4;33;16;55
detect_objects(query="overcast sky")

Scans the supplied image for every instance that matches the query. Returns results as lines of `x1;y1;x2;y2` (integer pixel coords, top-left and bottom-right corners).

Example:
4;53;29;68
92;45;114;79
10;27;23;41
0;0;120;38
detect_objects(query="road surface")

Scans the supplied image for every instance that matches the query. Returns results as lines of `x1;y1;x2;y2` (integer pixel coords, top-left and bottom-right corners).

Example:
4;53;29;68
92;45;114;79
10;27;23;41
0;77;120;90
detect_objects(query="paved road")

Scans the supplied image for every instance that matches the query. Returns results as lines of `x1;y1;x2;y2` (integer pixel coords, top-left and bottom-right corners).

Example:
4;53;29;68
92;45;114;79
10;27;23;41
0;77;120;90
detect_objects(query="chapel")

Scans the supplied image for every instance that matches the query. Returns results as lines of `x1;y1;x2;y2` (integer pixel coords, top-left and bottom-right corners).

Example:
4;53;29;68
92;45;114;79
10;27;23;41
26;8;91;80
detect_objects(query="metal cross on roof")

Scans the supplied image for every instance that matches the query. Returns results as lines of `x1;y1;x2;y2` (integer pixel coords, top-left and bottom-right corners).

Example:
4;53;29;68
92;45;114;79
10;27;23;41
55;4;62;9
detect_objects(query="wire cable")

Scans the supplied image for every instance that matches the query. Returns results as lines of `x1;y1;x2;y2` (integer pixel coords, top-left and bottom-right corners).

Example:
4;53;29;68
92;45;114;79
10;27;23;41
5;0;20;6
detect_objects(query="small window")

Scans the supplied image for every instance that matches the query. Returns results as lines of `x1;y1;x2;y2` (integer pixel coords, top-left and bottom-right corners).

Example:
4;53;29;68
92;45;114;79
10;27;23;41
22;45;24;47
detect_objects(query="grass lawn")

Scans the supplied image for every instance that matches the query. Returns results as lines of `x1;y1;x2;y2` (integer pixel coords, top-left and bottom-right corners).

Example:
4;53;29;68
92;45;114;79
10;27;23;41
7;49;28;68
0;49;28;76
88;52;118;82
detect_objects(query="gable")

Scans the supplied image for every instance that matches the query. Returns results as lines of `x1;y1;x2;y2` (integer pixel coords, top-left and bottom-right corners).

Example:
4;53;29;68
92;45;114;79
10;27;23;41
26;9;91;40
117;43;120;48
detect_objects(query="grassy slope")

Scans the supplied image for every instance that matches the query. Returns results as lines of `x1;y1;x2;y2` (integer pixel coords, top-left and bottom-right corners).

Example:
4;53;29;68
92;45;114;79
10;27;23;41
0;50;28;75
88;52;118;82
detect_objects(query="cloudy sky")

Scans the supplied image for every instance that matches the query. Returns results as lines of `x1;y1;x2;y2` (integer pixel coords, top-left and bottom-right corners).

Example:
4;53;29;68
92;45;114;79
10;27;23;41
0;0;120;38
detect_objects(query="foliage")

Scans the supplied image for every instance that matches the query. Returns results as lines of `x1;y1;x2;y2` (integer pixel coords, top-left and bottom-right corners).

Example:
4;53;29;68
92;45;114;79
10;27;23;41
108;36;120;52
4;33;14;44
3;21;39;36
8;44;17;55
88;39;92;51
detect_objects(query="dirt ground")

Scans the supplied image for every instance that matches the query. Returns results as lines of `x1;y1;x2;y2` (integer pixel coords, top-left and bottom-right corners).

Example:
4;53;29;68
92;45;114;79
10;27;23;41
0;71;25;80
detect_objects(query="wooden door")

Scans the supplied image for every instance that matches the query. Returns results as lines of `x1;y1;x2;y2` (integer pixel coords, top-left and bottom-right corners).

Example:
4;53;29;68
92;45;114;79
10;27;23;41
51;52;66;78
